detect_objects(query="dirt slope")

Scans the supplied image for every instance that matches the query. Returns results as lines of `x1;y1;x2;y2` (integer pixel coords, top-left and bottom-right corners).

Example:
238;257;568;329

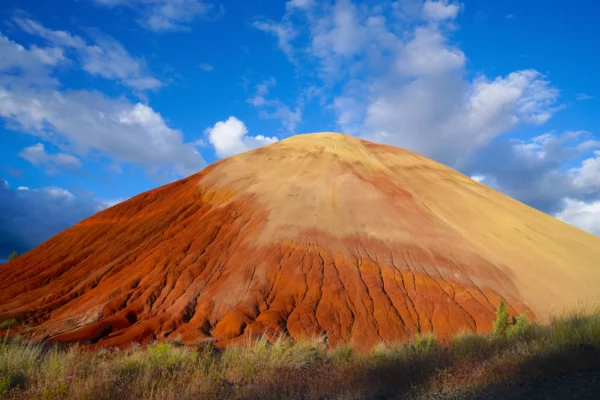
1;133;599;349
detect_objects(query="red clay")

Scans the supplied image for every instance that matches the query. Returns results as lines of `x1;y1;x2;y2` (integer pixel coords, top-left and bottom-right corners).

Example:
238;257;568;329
1;133;599;350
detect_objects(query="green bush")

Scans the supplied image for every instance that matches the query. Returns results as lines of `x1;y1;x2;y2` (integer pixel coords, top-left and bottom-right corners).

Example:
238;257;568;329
507;312;530;338
411;333;437;357
493;300;510;336
7;251;18;262
493;300;530;338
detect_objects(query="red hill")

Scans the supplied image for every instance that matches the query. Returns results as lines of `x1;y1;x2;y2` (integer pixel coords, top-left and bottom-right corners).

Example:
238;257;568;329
1;133;599;349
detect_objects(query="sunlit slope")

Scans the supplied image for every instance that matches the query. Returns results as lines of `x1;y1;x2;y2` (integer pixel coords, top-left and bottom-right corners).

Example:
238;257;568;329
1;133;598;349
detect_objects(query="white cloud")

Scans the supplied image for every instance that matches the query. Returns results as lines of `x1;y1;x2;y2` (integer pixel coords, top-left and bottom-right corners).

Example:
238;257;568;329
91;0;220;32
19;143;82;173
199;63;214;71
206;116;278;158
468;131;600;214
247;78;302;134
314;0;366;57
286;0;315;11
0;90;205;176
97;198;124;209
422;1;460;21
576;93;595;101
29;46;67;66
361;69;558;166
253;21;297;58
13;17;161;91
396;26;465;76
257;1;560;167
1;21;202;178
572;151;600;192
0;33;62;87
555;198;600;236
254;0;396;76
41;186;76;200
307;0;396;79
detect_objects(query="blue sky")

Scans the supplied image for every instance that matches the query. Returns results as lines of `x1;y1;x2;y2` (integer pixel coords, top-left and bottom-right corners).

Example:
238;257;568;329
1;0;599;258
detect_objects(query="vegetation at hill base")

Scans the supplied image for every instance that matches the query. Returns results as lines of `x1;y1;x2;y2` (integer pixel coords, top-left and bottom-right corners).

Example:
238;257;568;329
0;307;599;399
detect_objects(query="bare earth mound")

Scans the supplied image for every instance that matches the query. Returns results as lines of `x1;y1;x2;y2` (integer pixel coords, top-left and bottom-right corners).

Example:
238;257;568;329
1;133;599;349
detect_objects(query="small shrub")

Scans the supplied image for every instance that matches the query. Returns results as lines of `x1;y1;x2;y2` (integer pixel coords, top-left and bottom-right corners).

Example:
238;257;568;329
507;312;530;338
411;333;437;357
7;251;18;262
493;300;510;336
493;300;530;339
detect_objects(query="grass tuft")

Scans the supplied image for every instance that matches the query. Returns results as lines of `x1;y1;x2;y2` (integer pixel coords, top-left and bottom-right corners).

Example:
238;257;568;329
0;320;17;331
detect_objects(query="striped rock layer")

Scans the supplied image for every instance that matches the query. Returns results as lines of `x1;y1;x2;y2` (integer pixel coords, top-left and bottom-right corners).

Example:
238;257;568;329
1;133;599;349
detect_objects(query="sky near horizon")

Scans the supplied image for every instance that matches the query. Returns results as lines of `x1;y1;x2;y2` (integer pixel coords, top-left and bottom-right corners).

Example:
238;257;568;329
1;0;599;258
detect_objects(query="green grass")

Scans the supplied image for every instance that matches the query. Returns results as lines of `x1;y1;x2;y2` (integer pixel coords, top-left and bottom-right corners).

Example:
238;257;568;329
0;311;599;399
0;320;17;331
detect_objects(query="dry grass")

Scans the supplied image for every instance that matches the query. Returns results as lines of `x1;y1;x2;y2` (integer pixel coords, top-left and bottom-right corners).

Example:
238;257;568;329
0;311;599;399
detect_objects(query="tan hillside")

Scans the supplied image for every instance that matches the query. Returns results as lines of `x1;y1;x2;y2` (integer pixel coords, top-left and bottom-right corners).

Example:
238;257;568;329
1;133;599;349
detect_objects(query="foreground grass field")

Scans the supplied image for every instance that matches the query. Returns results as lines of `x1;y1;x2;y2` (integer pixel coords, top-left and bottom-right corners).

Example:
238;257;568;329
1;309;599;399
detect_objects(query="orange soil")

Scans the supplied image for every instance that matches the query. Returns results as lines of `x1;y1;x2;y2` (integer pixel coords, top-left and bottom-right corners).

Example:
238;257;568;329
1;133;599;350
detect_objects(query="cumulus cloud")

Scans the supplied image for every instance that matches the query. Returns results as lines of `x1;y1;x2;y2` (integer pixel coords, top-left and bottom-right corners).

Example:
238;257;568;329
363;69;558;166
13;17;161;91
555;198;600;236
395;26;465;76
470;175;485;183
467;131;600;214
206;116;278;158
19;143;82;173
422;0;460;21
247;78;302;134
256;0;560;166
0;178;117;257
572;151;600;192
1;87;204;176
0;21;204;178
90;0;222;32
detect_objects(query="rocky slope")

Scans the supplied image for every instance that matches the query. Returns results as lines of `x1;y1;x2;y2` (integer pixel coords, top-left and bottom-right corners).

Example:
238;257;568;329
1;133;599;349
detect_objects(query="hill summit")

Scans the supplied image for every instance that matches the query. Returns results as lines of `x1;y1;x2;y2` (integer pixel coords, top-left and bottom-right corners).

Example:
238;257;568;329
1;133;599;349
